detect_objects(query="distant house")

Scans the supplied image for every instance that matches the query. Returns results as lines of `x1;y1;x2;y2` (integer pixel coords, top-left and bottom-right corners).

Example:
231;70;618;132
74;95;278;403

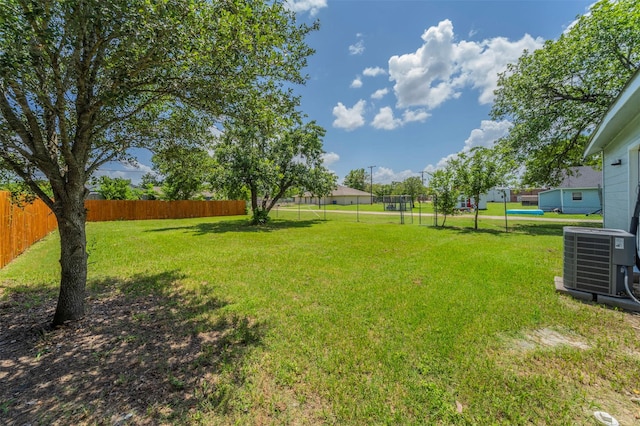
510;188;545;203
485;188;510;203
584;69;640;230
295;185;373;205
457;194;487;210
538;166;602;214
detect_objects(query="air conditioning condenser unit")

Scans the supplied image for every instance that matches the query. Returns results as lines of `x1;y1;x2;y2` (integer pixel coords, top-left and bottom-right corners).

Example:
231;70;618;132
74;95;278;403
563;227;635;297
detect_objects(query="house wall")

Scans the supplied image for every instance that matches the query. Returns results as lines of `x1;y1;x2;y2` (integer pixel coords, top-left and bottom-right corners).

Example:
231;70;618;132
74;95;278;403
602;113;640;230
538;190;561;212
297;195;371;205
458;194;488;210
328;195;370;205
539;188;601;214
485;189;510;202
561;189;601;214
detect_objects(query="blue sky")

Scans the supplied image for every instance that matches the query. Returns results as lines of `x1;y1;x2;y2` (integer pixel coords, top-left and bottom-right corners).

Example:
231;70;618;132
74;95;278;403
290;0;594;184
104;0;594;185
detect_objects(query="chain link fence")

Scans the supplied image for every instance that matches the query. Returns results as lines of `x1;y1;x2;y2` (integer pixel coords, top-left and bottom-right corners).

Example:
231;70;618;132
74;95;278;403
271;195;439;226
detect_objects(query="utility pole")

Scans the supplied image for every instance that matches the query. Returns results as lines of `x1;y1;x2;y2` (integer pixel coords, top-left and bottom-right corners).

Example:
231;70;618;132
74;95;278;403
420;170;427;200
418;170;427;225
368;165;376;205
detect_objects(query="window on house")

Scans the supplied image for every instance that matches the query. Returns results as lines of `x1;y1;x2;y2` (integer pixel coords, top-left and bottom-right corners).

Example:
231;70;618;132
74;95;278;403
572;192;582;201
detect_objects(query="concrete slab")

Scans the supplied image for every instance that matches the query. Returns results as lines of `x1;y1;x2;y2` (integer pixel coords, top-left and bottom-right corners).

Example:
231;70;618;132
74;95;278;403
597;294;640;312
555;276;640;311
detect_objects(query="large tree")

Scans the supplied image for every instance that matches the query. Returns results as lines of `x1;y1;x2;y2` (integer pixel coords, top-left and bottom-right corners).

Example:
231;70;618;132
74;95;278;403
451;147;510;230
400;176;426;207
492;0;640;186
343;168;367;191
0;0;317;325
152;145;213;200
212;109;336;224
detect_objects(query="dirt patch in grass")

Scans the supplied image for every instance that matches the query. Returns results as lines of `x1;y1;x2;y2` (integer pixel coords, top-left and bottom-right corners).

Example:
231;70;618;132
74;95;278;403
512;327;591;351
0;281;263;425
502;321;640;425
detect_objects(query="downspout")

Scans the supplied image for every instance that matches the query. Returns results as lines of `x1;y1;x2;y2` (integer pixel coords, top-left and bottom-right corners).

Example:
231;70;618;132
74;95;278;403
600;149;605;220
560;188;565;213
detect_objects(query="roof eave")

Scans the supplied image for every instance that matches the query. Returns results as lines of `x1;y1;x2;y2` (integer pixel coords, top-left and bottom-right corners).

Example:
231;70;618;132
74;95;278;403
584;69;640;158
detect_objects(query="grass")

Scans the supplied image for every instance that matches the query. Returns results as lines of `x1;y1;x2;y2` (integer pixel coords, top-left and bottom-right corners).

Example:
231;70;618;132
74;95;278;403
276;201;602;222
2;214;638;425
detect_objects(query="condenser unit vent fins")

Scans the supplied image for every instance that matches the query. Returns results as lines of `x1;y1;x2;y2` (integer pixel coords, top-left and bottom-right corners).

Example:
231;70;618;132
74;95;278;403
563;227;635;296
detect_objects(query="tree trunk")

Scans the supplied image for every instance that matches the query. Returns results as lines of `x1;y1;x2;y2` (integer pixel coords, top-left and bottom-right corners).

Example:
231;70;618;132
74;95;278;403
51;193;88;326
250;185;258;214
473;194;480;230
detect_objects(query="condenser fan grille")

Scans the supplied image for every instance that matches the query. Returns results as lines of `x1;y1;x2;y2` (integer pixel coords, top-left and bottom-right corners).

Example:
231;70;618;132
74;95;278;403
564;234;611;293
563;227;635;296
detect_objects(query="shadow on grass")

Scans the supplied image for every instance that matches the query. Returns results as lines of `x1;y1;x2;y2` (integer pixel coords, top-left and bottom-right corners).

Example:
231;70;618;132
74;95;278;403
147;218;324;235
429;221;602;237
0;270;265;424
430;225;506;236
510;222;602;236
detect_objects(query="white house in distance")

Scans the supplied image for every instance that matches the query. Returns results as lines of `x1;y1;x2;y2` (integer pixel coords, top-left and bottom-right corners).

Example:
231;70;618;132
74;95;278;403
584;69;640;230
295;185;373;205
485;188;511;203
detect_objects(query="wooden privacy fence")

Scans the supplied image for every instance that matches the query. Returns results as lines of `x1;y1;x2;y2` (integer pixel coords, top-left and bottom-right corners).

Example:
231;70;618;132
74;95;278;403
85;199;246;221
0;191;58;269
1;193;246;269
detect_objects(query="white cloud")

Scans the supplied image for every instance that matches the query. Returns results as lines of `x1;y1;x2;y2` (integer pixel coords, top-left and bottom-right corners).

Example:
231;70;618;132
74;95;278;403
564;3;592;34
462;119;512;150
322;152;340;166
373;167;415;184
371;88;389;99
453;35;542;104
350;77;363;89
349;39;365;55
371;106;430;130
95;160;156;185
388;19;458;109
402;109;430;123
285;0;327;16
332;100;366;131
388;19;544;109
425;153;461;173
123;159;154;174
424;119;512;172
363;66;387;77
372;107;403;130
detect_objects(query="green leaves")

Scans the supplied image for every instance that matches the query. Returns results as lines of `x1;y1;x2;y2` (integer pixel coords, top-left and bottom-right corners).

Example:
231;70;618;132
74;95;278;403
343;168;367;191
492;0;640;186
452;147;510;229
93;176;138;200
427;164;460;227
212;112;336;224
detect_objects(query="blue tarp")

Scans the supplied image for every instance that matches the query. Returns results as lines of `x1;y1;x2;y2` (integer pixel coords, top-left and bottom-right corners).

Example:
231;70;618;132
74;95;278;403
506;209;544;215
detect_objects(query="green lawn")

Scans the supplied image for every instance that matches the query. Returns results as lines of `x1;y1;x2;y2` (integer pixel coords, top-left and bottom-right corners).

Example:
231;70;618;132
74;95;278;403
278;201;602;222
1;215;636;425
